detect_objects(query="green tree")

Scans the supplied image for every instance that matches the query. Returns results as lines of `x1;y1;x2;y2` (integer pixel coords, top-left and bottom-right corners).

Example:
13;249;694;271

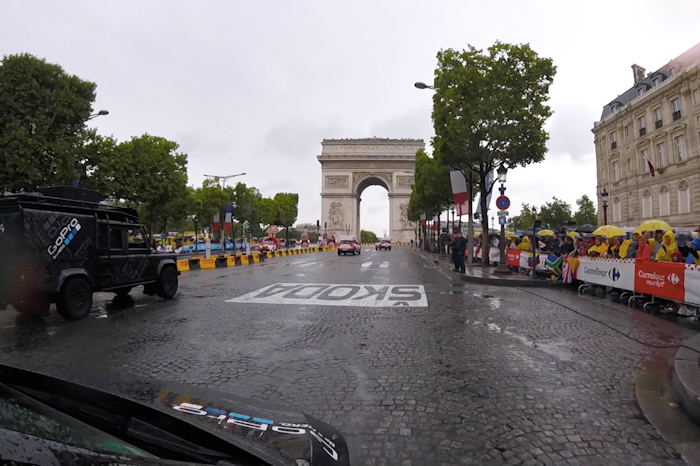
98;135;189;232
432;42;556;263
228;182;263;226
190;181;229;238
361;230;379;243
508;204;536;231
574;194;598;226
274;193;299;245
538;197;573;229
408;148;452;249
257;197;279;231
0;53;97;192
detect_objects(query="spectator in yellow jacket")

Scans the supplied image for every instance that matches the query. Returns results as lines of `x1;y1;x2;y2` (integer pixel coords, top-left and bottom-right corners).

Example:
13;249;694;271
655;231;678;262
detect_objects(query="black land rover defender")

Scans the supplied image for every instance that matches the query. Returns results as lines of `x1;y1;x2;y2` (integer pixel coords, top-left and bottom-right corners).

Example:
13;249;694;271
0;187;179;320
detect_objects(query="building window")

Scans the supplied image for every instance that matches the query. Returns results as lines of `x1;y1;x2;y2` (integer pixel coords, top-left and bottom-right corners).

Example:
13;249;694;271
652;77;659;87
641;148;650;173
656;142;667;167
637;88;645;97
654;108;663;128
642;189;653;218
612;197;622;222
612;160;620;182
626;158;632;172
675;135;687;162
672;98;682;120
659;185;670;216
601;168;606;182
669;67;676;77
610;131;617;149
624;125;629;138
694;89;700;106
678;180;690;214
638;115;647;136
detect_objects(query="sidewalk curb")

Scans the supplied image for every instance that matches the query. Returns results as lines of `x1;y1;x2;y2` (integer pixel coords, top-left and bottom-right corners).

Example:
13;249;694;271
413;248;554;288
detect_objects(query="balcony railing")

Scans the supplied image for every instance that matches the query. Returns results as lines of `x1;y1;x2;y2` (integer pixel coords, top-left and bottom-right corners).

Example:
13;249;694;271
611;141;617;150
639;127;647;137
655;119;663;129
673;110;682;121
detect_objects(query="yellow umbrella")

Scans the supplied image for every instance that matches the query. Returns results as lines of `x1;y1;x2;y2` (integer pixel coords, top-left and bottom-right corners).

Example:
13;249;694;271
637;220;672;233
537;229;556;237
505;231;517;239
567;231;579;239
592;225;626;237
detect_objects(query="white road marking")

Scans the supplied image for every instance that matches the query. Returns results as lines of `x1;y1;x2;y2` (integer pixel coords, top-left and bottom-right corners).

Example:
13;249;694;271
225;283;428;307
379;262;389;268
298;261;317;268
361;262;372;268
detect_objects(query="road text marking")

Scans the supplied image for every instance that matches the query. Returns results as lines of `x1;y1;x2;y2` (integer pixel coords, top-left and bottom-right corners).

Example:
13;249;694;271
225;283;428;307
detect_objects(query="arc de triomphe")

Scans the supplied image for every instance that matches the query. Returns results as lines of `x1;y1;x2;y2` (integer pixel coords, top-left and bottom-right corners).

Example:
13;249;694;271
318;138;424;242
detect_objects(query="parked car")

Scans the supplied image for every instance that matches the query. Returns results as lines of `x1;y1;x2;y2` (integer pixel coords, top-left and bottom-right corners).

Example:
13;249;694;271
0;186;179;320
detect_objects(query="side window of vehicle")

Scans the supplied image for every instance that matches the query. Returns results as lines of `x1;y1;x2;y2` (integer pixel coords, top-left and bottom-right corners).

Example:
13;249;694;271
109;227;124;251
127;228;148;249
97;224;109;250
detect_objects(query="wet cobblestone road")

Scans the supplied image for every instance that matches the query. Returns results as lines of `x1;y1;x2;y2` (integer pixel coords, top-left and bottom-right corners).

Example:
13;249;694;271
0;248;697;465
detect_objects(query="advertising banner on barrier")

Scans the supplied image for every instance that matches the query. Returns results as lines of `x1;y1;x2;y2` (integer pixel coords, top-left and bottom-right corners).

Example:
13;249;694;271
489;248;500;264
506;249;521;267
577;258;636;291
634;260;685;302
685;265;700;306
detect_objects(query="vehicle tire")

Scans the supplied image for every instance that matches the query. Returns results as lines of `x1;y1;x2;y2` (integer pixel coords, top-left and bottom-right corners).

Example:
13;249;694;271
114;286;132;297
338;252;341;256
357;250;361;255
56;278;93;321
156;266;178;299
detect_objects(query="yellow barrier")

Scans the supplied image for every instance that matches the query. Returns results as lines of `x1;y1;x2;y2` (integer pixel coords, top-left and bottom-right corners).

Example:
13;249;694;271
226;256;236;267
274;251;280;257
200;257;216;269
252;253;260;263
177;259;190;272
282;250;287;256
266;251;272;259
240;255;250;265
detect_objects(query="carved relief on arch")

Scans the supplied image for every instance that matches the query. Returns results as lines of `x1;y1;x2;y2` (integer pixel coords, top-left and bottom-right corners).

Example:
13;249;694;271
352;172;393;193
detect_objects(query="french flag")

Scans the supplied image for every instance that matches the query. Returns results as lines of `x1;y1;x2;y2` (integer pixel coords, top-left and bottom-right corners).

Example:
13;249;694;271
449;167;470;216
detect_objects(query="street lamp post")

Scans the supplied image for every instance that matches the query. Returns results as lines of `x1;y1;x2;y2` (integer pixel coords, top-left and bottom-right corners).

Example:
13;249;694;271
600;187;609;224
202;173;246;249
494;165;511;274
86;110;109;121
414;81;475;264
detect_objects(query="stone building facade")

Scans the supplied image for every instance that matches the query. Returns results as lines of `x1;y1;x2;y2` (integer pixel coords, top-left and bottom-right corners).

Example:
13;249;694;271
592;42;700;229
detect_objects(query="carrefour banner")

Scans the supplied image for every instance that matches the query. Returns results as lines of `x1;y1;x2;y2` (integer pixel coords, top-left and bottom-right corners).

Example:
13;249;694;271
576;258;636;291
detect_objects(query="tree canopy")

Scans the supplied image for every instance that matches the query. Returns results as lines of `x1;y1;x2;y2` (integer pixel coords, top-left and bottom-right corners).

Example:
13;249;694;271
0;53;97;192
408;148;452;219
431;42;556;262
361;230;379;243
508;195;598;230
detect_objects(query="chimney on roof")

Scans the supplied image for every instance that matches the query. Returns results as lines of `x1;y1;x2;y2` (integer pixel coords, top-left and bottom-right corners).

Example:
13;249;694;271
632;64;646;85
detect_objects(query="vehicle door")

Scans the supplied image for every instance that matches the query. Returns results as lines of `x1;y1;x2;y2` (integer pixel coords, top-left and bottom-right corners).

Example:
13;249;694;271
124;225;157;284
95;220;128;290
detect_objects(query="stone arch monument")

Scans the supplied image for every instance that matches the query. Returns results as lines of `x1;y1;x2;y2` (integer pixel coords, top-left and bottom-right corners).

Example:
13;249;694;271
318;138;424;242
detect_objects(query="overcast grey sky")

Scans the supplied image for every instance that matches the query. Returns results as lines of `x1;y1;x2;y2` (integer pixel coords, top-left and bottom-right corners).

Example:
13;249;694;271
2;1;699;234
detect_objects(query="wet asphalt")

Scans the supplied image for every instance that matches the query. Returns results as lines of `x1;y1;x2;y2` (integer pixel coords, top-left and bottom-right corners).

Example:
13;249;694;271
0;246;697;465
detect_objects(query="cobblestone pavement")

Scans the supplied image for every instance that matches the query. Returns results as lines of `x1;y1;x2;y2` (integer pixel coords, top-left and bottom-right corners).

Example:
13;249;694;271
0;248;697;465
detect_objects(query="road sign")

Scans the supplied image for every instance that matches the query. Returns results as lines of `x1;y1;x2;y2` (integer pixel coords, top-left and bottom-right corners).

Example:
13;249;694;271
497;210;509;217
496;196;510;210
499;216;507;226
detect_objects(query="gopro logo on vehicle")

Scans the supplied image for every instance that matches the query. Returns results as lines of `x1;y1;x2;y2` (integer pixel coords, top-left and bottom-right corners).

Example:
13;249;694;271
47;218;82;259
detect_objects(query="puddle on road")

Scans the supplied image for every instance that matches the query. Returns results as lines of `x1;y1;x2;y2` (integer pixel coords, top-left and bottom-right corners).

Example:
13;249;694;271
467;318;574;362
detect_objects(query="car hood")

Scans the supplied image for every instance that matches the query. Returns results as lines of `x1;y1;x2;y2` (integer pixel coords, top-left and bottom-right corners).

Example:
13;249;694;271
0;363;350;466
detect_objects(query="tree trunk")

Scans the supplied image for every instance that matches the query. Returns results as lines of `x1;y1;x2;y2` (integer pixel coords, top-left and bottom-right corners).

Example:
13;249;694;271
480;168;490;266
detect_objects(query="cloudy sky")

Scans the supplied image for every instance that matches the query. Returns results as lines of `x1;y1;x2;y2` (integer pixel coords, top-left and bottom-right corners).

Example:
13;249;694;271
2;1;699;235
